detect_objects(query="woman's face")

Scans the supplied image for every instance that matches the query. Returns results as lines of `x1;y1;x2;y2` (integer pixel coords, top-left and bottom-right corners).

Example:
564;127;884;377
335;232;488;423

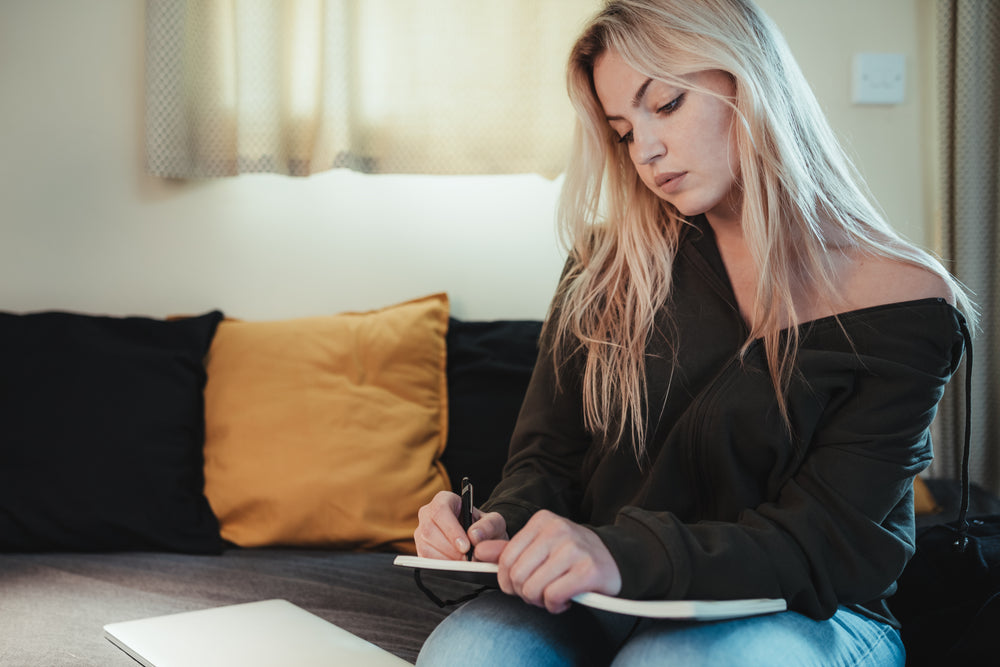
592;50;742;226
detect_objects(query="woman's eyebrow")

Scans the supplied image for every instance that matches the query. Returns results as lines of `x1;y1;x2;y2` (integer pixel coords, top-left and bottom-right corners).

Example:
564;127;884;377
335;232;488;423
606;77;654;121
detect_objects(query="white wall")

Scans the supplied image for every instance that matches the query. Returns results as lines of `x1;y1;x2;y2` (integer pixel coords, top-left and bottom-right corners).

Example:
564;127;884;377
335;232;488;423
0;0;934;322
0;1;566;321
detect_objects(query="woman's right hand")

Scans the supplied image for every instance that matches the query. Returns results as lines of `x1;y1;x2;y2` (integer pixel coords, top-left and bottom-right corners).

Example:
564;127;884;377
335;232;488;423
414;490;508;560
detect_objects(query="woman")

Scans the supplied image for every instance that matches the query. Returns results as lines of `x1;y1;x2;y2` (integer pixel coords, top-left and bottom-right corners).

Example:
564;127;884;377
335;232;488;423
415;1;974;664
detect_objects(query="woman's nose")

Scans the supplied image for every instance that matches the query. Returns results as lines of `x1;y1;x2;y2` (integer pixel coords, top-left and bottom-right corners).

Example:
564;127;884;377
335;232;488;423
634;127;666;165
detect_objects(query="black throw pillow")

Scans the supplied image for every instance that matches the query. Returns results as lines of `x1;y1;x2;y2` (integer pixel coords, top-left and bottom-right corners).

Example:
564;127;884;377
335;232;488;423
0;310;225;553
443;318;543;501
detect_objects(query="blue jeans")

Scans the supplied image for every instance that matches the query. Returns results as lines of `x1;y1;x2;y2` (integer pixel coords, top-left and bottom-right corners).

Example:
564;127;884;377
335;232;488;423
415;592;905;666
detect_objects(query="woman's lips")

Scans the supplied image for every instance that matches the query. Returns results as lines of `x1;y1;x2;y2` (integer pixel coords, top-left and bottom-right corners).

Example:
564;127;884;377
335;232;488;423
655;171;686;194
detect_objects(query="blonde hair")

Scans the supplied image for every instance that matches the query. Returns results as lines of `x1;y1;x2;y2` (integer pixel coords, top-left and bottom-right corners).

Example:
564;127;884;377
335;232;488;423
552;0;976;459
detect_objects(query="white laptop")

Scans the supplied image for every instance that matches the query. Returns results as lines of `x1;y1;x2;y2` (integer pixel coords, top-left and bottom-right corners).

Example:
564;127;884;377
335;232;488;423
103;599;412;667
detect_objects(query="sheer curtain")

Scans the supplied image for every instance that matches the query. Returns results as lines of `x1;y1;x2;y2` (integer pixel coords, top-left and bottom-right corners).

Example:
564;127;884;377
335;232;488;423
931;0;1000;496
145;0;599;178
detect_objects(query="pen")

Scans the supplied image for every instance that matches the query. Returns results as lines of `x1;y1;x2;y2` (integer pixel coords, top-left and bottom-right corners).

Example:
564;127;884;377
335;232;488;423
459;476;473;561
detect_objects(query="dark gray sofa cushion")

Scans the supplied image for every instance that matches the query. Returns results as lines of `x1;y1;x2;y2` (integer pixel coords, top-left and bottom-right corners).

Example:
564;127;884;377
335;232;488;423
0;549;477;665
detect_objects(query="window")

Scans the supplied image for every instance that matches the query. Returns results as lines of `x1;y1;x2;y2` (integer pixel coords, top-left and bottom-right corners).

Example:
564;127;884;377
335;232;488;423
145;0;599;178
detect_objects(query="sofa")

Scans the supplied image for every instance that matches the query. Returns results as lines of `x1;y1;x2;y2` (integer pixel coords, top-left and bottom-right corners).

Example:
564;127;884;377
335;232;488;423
0;294;542;665
0;293;996;666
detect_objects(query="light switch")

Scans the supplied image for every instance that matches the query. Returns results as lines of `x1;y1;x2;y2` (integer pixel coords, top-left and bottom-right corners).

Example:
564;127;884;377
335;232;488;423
852;53;906;105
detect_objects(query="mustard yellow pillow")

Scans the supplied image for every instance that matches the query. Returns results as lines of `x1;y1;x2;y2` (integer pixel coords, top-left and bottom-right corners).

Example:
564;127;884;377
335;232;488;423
203;294;450;553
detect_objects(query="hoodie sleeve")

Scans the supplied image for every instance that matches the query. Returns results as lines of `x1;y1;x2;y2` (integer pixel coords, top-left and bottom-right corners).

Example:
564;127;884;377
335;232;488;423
480;329;592;534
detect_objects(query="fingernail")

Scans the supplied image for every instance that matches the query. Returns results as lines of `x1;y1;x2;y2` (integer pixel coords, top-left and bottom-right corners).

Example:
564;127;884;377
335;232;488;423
456;537;469;552
469;528;483;542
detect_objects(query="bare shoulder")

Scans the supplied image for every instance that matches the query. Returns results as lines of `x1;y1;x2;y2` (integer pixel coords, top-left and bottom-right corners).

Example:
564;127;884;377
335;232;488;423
843;253;955;309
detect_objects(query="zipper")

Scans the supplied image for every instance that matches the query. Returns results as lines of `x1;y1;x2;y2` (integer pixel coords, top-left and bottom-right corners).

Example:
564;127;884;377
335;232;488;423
685;339;763;520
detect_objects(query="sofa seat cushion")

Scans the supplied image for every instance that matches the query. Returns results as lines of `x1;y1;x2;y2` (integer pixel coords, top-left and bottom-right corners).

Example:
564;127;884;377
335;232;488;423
0;549;467;664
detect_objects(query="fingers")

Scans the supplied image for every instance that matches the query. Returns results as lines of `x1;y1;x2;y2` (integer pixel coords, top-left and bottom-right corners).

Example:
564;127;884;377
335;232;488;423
472;539;507;563
527;551;607;614
417;500;624;614
414;491;467;560
494;510;623;614
496;512;568;609
518;558;576;613
467;511;507;546
414;494;509;561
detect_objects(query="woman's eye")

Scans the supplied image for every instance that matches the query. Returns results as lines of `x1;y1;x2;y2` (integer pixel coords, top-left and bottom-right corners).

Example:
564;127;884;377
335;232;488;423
614;93;684;145
658;93;686;114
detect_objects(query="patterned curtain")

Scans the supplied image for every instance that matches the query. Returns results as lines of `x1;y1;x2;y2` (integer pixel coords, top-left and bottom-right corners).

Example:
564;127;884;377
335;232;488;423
145;0;599;179
931;0;1000;496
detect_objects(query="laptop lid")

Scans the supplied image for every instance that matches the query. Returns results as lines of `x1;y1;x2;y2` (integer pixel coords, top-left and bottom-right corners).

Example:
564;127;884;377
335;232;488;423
103;599;411;667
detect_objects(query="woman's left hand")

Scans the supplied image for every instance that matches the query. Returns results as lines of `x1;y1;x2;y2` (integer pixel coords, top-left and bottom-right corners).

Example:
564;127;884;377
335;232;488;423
474;509;622;614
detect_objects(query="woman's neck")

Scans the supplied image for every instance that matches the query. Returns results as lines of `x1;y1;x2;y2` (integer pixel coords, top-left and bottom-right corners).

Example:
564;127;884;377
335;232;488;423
705;215;758;329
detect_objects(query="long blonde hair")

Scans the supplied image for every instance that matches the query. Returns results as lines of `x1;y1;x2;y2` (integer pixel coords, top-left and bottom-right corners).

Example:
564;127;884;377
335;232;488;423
552;0;976;459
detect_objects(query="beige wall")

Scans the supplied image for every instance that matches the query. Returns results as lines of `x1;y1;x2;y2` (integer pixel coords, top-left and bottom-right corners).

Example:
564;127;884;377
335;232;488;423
758;0;931;247
0;1;936;320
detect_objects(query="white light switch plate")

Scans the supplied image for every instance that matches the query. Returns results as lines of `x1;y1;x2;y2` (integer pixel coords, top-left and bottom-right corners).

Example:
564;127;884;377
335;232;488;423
852;53;906;105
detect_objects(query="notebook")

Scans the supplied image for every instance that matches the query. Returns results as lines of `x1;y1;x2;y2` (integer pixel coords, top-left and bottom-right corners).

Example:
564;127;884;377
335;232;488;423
394;555;787;620
103;599;411;667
